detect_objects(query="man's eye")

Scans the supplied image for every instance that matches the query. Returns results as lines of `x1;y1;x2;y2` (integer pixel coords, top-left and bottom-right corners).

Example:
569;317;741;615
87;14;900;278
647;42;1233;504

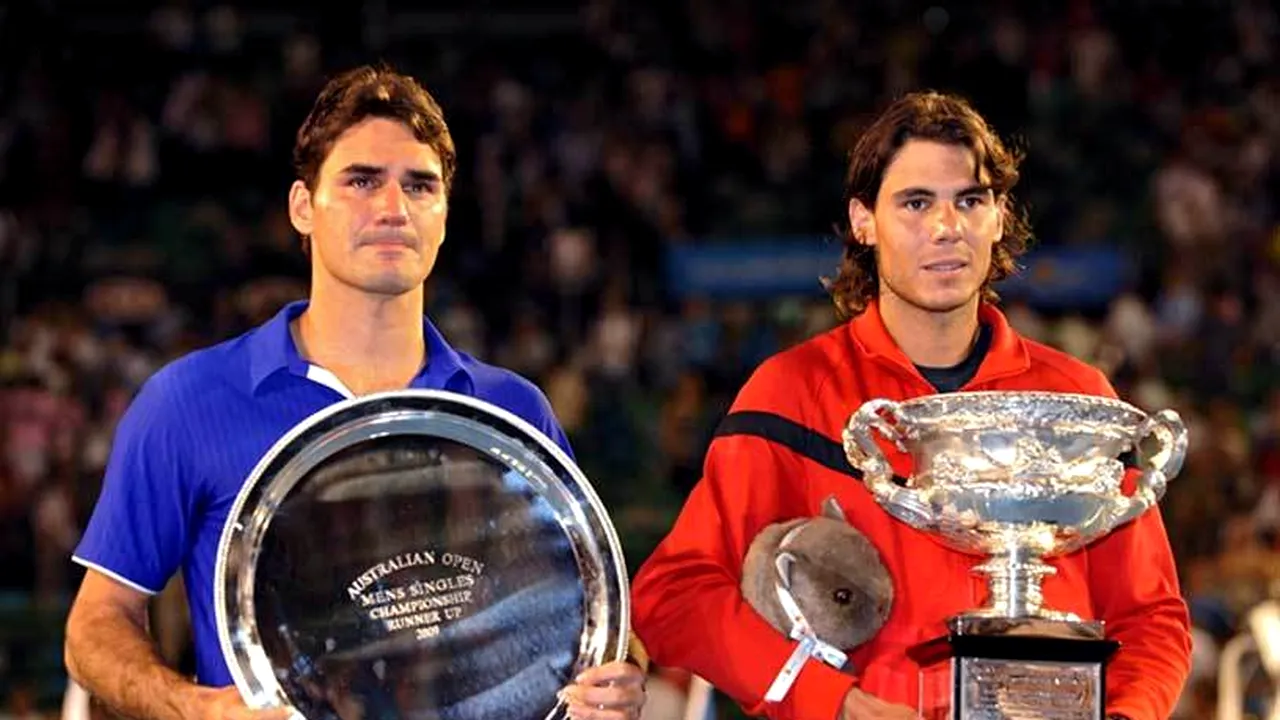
904;199;928;211
349;176;375;189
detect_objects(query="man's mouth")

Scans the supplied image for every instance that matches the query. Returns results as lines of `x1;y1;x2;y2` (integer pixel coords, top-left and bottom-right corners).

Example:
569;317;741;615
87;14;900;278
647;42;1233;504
924;261;967;272
361;236;416;249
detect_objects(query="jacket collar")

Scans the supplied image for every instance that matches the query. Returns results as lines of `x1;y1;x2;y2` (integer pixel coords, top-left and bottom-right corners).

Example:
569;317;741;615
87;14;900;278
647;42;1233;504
847;300;1030;388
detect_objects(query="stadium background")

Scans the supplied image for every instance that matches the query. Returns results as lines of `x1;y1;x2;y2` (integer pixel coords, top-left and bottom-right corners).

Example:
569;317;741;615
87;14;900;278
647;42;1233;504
1;0;1278;717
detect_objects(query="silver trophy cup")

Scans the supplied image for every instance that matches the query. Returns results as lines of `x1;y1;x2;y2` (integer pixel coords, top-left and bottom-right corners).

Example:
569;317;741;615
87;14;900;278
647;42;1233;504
843;390;1188;718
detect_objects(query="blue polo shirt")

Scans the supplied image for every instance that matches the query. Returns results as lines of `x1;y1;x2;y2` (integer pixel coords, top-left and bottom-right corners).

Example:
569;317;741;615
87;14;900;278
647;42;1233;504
73;300;574;687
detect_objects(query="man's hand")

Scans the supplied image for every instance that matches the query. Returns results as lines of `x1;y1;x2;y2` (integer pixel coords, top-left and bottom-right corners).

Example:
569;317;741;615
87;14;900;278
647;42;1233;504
558;661;646;720
66;570;296;720
183;686;293;720
839;687;918;719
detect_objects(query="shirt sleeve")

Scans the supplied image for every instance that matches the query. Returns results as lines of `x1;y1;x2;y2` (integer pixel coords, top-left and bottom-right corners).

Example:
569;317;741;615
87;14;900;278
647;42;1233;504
73;367;198;595
533;403;576;462
502;374;577;462
630;357;857;720
1081;368;1193;720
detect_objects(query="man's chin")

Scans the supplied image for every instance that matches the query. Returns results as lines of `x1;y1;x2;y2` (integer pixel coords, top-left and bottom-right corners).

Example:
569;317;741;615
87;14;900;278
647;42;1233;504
910;291;981;315
357;275;427;298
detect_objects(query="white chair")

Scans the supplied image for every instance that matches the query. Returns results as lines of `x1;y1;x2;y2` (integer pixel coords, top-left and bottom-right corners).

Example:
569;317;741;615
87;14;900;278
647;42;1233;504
1218;599;1280;720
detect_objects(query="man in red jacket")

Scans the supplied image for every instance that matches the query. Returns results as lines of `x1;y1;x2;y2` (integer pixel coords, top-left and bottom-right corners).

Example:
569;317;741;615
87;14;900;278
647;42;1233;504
630;91;1191;720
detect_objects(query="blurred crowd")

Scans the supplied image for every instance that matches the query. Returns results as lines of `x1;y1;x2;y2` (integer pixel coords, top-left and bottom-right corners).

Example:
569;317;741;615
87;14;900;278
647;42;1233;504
1;0;1279;717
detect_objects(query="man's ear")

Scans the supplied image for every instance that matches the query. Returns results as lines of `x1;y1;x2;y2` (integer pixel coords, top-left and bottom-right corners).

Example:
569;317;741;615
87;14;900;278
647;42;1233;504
847;198;876;247
289;180;314;237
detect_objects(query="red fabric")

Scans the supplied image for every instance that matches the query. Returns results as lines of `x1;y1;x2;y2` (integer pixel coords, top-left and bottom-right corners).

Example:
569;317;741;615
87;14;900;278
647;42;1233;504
631;302;1191;720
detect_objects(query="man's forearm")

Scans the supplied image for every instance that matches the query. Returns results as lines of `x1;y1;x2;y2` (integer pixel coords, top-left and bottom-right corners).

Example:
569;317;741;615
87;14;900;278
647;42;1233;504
65;606;199;720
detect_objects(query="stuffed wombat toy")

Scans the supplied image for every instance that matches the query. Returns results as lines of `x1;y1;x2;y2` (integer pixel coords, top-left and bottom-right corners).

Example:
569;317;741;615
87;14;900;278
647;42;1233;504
741;496;894;658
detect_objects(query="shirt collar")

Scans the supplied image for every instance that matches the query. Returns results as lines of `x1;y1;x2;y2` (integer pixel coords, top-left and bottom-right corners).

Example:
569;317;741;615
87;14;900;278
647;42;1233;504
419;314;473;392
247;300;473;394
848;299;1030;387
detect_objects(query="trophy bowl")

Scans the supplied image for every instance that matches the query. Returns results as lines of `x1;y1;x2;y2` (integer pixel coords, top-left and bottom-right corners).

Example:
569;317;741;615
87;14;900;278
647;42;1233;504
843;391;1187;625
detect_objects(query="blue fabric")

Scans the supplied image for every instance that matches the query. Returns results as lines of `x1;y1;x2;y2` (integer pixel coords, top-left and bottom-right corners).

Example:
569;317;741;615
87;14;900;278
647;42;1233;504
73;300;573;686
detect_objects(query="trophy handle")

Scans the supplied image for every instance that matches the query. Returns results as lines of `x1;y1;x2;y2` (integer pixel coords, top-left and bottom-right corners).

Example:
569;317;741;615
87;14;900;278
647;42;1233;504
1110;409;1188;528
843;399;933;529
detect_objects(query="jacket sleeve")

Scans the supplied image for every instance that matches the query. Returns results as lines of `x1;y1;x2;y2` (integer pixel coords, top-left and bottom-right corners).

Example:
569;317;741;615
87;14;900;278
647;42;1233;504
1083;370;1193;720
630;359;857;720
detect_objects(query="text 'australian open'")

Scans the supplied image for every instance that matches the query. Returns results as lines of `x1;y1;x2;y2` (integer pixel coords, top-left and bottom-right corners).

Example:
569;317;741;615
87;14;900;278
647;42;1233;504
346;551;486;600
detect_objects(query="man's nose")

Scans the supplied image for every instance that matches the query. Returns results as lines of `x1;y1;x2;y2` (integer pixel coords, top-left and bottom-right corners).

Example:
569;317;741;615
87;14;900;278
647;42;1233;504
372;182;410;224
930;202;963;241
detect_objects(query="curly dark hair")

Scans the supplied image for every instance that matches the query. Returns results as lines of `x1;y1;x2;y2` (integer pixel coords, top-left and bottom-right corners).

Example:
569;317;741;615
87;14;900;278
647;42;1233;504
825;91;1032;320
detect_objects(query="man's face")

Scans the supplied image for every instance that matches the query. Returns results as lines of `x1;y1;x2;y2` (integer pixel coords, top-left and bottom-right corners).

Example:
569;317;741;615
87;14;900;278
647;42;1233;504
289;117;447;297
849;139;1004;315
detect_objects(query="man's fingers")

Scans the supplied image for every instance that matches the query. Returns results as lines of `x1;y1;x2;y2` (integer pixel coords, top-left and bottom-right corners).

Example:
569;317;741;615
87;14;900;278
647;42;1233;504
572;660;645;686
564;702;634;720
559;667;645;720
562;684;644;709
227;706;292;720
841;686;918;719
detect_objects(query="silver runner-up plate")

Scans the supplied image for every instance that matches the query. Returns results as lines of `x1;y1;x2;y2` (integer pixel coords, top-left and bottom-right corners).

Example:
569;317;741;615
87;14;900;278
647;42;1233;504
214;390;630;720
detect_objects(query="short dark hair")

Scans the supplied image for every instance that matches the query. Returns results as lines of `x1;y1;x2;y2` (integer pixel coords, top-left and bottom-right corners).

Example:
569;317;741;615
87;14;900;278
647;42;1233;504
825;91;1032;320
293;63;457;194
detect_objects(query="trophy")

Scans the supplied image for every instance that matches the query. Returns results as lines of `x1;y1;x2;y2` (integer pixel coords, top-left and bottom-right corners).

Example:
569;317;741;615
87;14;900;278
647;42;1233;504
214;390;630;720
842;391;1187;719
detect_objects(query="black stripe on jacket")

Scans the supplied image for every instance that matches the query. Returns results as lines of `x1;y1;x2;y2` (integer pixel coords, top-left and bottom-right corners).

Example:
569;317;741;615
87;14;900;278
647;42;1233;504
713;410;1143;485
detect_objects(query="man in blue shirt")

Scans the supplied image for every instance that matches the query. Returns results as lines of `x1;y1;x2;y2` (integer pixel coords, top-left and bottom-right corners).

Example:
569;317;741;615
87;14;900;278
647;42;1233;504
65;64;645;720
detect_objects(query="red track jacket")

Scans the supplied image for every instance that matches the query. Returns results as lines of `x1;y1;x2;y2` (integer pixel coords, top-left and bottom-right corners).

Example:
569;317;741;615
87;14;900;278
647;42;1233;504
631;302;1191;720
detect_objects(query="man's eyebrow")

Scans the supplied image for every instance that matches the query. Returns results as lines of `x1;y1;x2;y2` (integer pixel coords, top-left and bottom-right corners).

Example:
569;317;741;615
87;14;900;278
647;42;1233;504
337;165;442;183
890;187;936;201
405;169;442;183
338;163;384;175
890;184;993;201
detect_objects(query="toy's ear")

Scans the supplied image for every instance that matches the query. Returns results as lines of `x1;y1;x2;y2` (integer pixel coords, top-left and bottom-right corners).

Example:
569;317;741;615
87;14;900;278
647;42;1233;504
821;495;848;523
774;551;797;590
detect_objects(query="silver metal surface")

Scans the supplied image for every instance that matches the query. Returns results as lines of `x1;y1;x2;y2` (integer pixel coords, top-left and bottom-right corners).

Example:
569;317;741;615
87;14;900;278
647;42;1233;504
844;391;1187;622
947;616;1105;641
959;657;1102;719
213;390;630;720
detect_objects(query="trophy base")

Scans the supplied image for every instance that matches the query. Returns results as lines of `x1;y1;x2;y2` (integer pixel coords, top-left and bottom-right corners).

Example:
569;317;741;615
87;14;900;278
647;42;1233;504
907;618;1119;720
946;614;1105;640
